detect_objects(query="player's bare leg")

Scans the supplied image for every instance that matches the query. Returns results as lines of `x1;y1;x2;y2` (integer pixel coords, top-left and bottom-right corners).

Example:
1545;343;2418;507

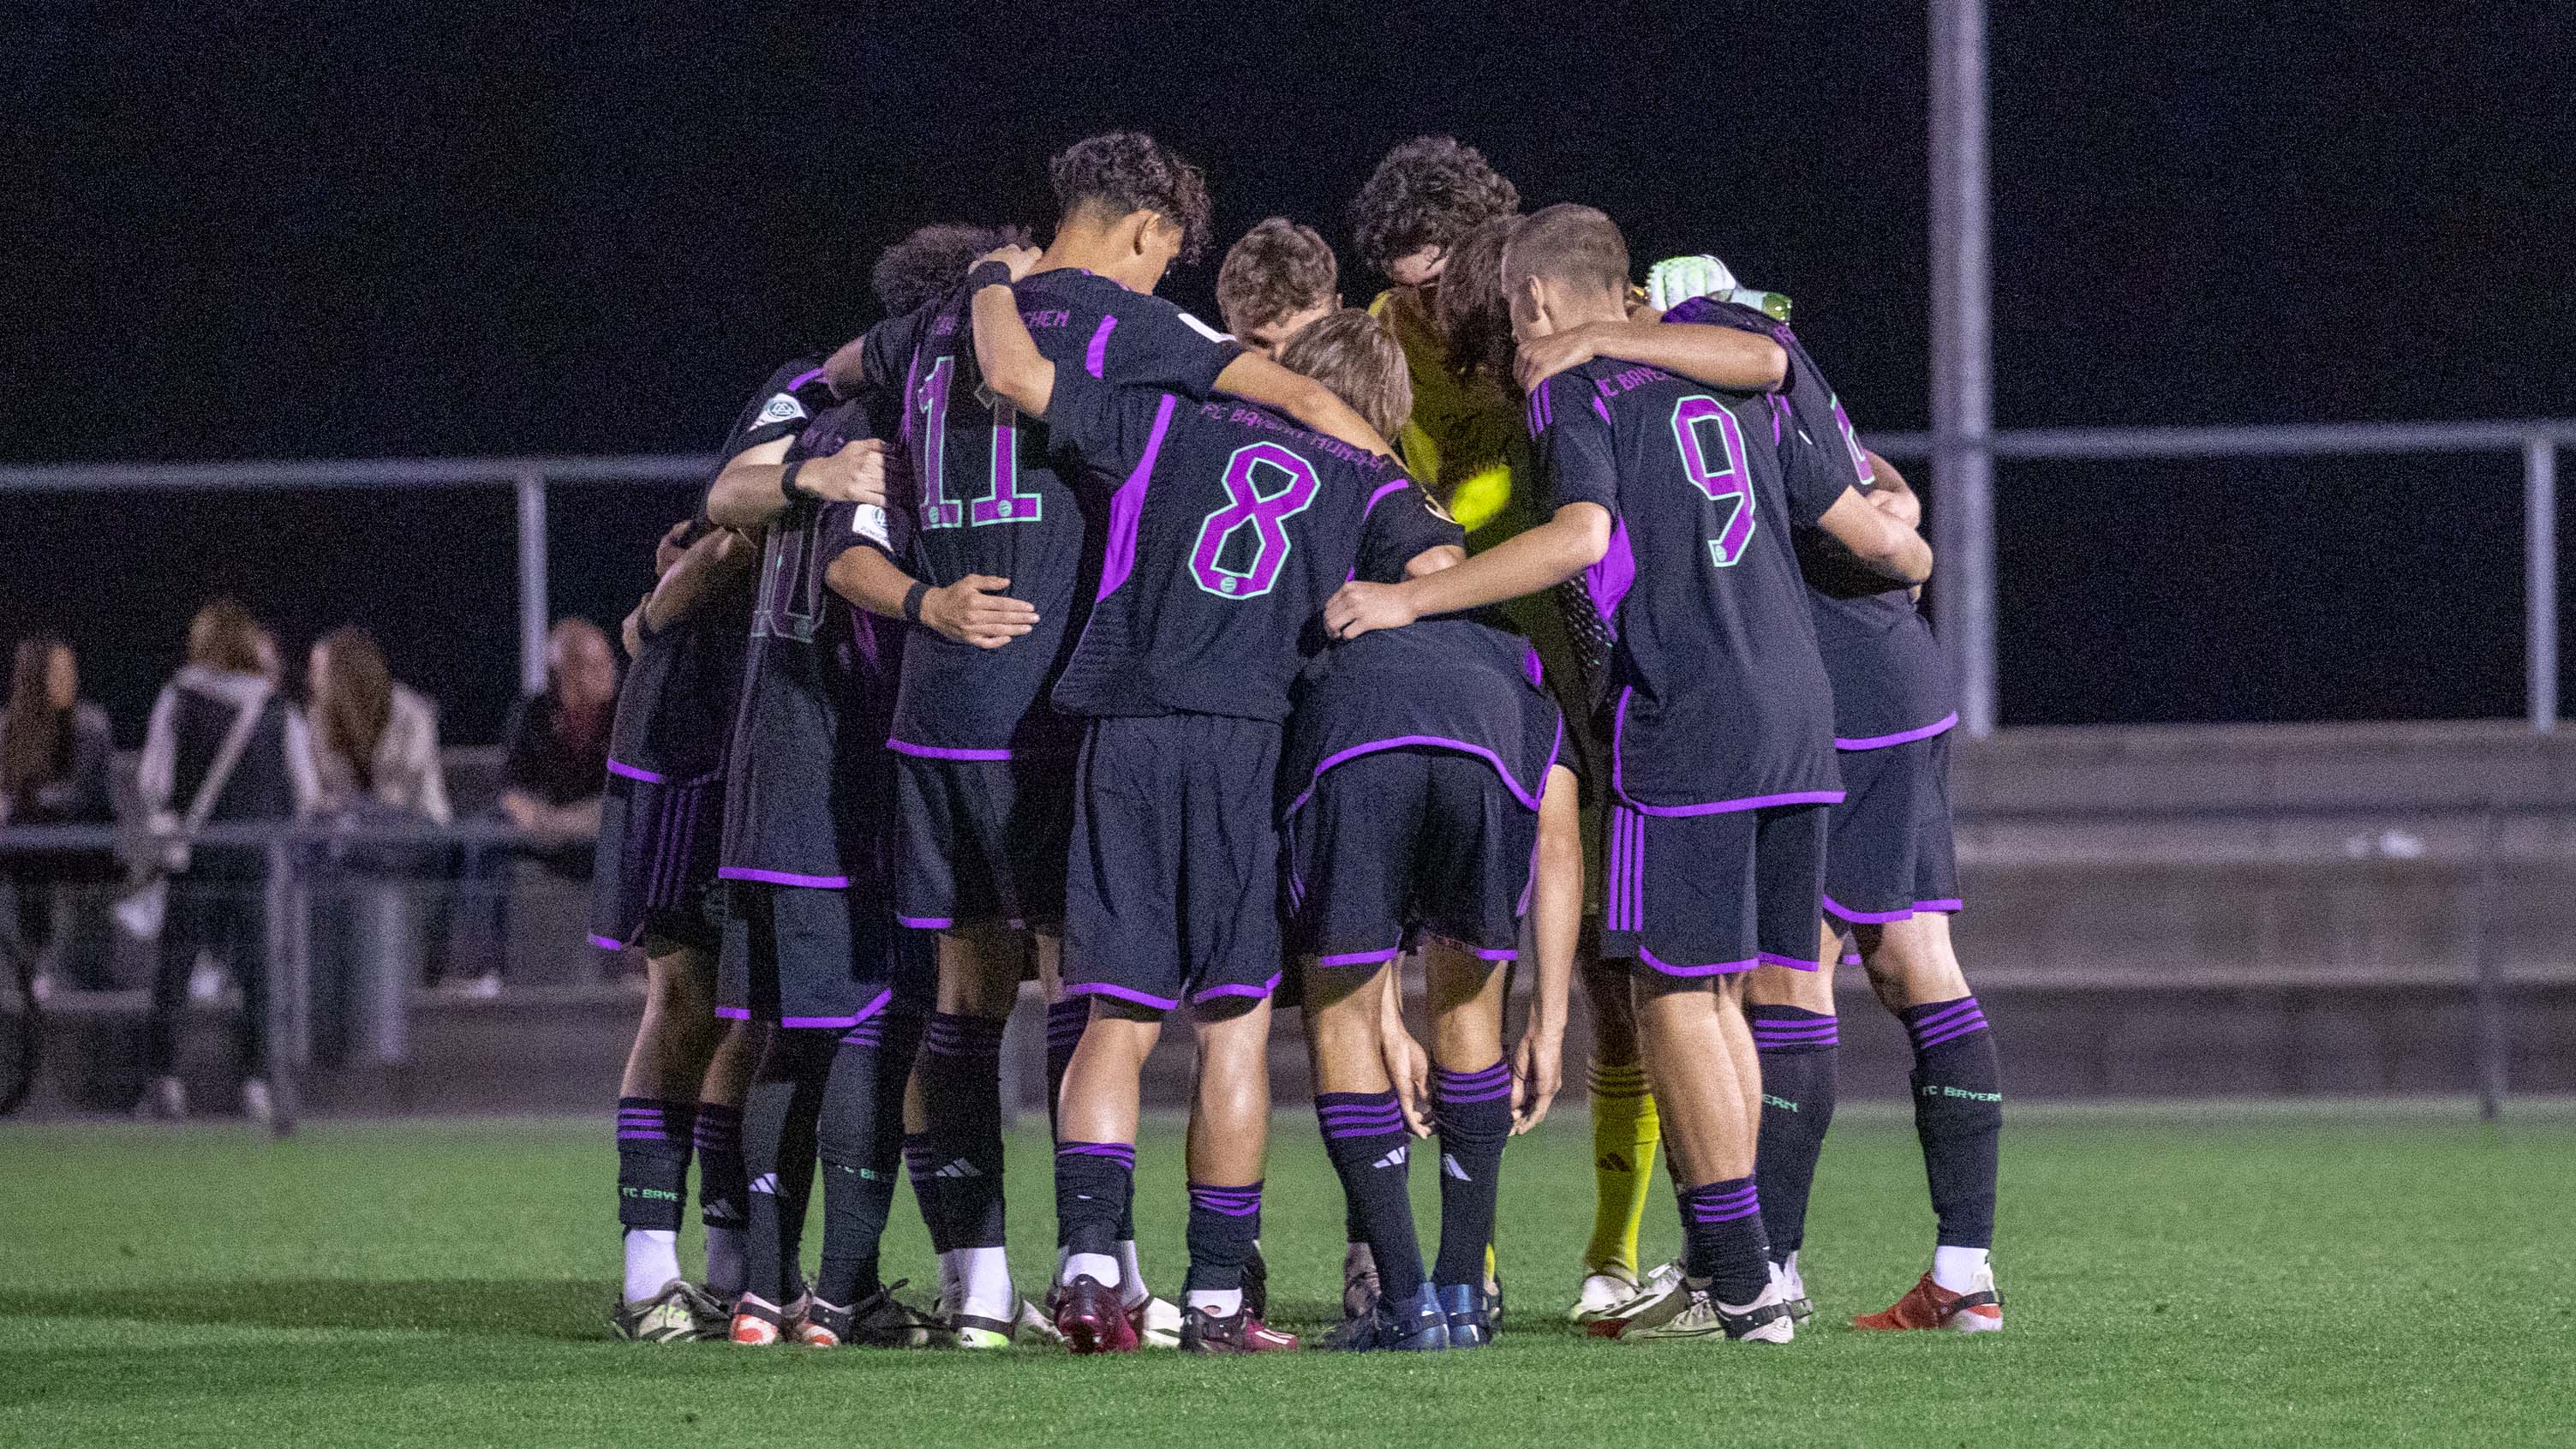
1599;974;1792;1344
1051;1003;1159;1352
1425;939;1510;1345
1850;912;2003;1331
1177;997;1294;1352
612;940;726;1339
1306;960;1448;1350
1743;920;1839;1321
913;922;1028;1344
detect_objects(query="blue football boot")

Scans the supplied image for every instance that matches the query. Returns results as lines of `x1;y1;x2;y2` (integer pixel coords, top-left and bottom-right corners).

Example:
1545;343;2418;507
1326;1282;1449;1351
1438;1281;1494;1348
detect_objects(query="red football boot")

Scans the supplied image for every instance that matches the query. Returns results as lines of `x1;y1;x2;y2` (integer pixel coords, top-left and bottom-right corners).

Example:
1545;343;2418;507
1178;1303;1300;1354
1055;1275;1139;1354
1851;1268;2003;1332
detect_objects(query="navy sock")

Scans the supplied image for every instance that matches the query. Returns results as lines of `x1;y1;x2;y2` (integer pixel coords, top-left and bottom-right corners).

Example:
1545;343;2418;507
903;1132;953;1254
1184;1182;1263;1294
691;1103;745;1245
1044;998;1086;1144
1903;996;2001;1250
1749;1006;1839;1262
1316;1091;1424;1300
1431;1061;1511;1288
814;1014;916;1307
1678;1176;1772;1305
742;1030;832;1305
1055;1141;1133;1261
615;1096;694;1231
917;1012;1010;1249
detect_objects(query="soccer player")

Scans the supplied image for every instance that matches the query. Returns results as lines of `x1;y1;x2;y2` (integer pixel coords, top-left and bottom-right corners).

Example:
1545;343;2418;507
1282;453;1576;1352
1637;260;2004;1332
597;514;760;1342
1216;217;1341;356
1324;206;1931;1344
834;134;1389;1347
968;287;1419;1355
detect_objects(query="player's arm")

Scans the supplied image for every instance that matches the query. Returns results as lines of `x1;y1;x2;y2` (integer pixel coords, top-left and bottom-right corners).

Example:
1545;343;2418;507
826;545;1038;651
1326;502;1611;641
1814;487;1933;584
971;281;1057;417
705;436;888;530
640;528;752;636
1515;760;1579;1132
1210;350;1393;458
1864;450;1920;528
1514;318;1787;395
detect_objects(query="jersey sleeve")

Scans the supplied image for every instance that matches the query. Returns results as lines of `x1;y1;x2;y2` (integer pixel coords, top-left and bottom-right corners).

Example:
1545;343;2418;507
723;357;834;458
1067;289;1244;398
855;302;940;402
1038;363;1175;479
1355;476;1467;584
1772;332;1868;529
1527;374;1620;516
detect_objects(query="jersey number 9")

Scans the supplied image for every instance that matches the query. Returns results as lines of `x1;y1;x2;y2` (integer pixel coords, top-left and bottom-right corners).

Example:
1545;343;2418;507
1671;396;1756;568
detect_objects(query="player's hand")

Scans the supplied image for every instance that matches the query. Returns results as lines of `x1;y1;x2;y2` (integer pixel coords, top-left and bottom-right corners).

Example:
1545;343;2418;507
919;574;1039;650
1513;326;1600;394
1324;579;1419;643
976;243;1043;281
1509;1024;1564;1135
797;438;888;506
653;520;692;577
1645;254;1736;313
1383;1021;1435;1139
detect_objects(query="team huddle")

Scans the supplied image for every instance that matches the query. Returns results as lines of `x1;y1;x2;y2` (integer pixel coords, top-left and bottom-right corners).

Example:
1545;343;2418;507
596;132;2005;1355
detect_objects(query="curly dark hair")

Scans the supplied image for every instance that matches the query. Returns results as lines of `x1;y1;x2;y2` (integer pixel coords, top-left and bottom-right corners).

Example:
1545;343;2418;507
1348;135;1520;277
1049;131;1213;265
871;223;1031;316
1216;217;1339;337
1433;213;1524;384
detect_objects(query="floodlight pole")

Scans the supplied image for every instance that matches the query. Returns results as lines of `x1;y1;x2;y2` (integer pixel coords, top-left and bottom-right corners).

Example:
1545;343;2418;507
1930;0;1997;736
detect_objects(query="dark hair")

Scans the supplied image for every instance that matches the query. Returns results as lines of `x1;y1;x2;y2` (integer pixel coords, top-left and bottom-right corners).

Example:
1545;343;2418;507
1216;218;1339;338
1348;135;1520;276
313;626;393;792
1276;309;1413;443
1502;203;1629;300
872;223;1032;316
1049;131;1213;265
186;597;266;675
1;636;71;804
1434;213;1524;385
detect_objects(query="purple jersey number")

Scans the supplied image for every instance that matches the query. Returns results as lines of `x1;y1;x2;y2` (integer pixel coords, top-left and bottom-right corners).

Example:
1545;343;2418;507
913;356;1043;530
1671;396;1757;568
1190;442;1320;599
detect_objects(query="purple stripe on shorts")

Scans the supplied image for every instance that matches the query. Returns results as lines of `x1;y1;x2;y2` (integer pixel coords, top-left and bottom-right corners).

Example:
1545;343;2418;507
1420;932;1517;962
1084;315;1117;378
1095;393;1178;602
1834;712;1960;751
1192;973;1281;1003
607;758;667;784
1063;979;1182;1013
718;866;851;889
1317;948;1400;967
897;914;953;930
1756;949;1821;972
1915;897;1964;913
1821;894;1914;925
589;932;628;950
885;738;1013;762
1841;951;1863;967
1635;944;1758;978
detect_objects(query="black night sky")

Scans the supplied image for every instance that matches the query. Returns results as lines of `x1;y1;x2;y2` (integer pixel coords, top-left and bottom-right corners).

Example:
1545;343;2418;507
4;2;2572;743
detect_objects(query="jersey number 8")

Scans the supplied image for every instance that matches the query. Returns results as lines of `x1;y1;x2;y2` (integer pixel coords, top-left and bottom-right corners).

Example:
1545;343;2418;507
1671;395;1757;568
1190;442;1320;600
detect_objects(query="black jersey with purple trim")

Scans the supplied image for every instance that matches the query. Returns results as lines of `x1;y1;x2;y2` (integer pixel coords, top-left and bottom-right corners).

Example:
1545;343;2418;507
1665;297;1957;748
1282;494;1562;821
1042;372;1444;724
719;393;905;887
879;269;1243;756
1527;357;1840;813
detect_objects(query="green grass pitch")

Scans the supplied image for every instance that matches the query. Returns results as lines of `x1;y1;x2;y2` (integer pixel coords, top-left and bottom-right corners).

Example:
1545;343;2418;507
2;1106;2569;1447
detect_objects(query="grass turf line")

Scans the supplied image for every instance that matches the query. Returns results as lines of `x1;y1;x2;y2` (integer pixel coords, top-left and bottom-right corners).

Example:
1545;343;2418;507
0;1112;2568;1448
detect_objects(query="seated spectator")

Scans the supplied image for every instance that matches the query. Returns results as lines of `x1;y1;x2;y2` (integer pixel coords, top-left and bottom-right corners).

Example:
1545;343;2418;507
447;618;616;997
134;599;319;1123
0;635;120;992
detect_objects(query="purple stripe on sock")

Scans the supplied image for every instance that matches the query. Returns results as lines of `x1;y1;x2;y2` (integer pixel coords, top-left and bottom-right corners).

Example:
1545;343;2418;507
616;1129;688;1141
1061;980;1180;1012
1908;998;1982;1033
1317;1104;1408;1123
1841;951;1862;967
885;737;1014;762
1057;1141;1137;1165
1687;1199;1765;1224
1915;1014;1990;1050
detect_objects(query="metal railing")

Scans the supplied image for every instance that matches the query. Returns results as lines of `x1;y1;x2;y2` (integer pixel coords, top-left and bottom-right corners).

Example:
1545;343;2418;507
6;417;2570;729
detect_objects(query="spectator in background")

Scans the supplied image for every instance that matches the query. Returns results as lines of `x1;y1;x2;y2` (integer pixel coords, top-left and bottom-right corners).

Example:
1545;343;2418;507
308;626;451;825
447;618;615;997
134;599;319;1123
0;635;120;993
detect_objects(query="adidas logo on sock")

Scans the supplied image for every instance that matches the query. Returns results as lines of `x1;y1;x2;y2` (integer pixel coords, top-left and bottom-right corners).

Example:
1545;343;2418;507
1371;1146;1409;1170
932;1158;983;1180
748;1173;780;1196
1442;1153;1472;1183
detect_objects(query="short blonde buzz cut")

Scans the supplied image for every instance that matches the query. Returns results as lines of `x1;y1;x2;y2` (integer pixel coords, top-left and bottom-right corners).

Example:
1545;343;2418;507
1500;202;1630;302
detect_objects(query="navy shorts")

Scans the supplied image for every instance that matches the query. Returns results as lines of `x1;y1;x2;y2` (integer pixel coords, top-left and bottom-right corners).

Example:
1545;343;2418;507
893;750;1073;931
718;879;932;1027
1063;714;1282;1015
1821;733;1962;926
590;772;724;953
1287;747;1537;971
1601;800;1828;977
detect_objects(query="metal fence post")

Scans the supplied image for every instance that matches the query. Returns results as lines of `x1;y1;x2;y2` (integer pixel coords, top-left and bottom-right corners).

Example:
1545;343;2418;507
517;471;550;698
2527;439;2558;734
263;836;303;1139
2471;807;2506;1121
1929;0;1998;737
